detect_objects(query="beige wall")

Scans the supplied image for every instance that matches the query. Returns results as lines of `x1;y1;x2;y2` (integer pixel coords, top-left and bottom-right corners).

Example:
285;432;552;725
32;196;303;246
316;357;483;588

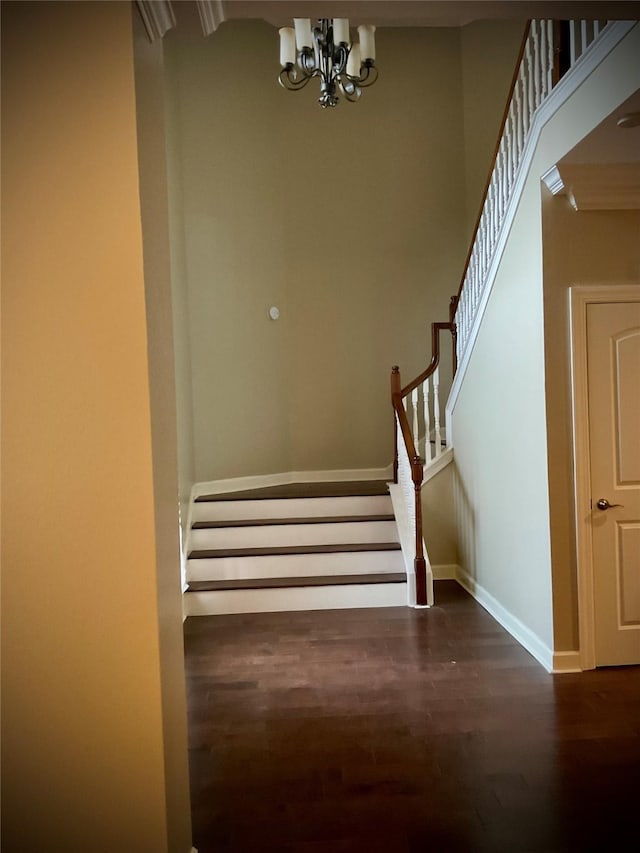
165;20;473;481
451;175;555;650
450;23;640;658
542;194;640;651
132;13;193;849
163;17;523;485
1;3;191;850
422;464;459;567
460;20;526;241
163;23;196;540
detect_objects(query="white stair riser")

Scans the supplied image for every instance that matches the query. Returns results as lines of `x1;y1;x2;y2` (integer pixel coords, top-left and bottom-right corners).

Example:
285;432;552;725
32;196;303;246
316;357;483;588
187;549;404;582
184;582;408;616
189;520;399;551
192;494;392;523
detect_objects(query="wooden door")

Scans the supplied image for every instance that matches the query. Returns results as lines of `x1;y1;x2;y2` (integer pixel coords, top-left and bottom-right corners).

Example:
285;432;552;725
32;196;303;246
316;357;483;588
587;300;640;666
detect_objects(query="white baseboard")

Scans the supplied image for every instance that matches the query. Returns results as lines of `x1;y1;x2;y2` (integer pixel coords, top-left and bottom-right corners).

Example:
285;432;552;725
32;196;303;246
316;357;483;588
456;567;555;672
192;466;394;500
432;564;460;580
552;650;582;673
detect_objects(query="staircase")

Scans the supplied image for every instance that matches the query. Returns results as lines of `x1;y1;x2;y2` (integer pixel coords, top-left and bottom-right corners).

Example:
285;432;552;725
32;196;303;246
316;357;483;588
183;480;408;615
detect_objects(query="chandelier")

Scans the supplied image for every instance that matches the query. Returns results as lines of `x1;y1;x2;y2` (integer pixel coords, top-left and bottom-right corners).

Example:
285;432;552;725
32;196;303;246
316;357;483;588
278;18;378;108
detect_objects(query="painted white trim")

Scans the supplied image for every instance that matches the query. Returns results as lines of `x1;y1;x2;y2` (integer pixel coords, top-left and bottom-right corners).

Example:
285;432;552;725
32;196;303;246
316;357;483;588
456;568;554;672
135;0;175;42
184;580;408;616
192;466;393;500
432;564;460;581
552;650;582;673
195;0;226;36
422;446;454;484
541;164;565;196
187;466;393;570
447;21;637;419
569;284;640;671
388;482;417;605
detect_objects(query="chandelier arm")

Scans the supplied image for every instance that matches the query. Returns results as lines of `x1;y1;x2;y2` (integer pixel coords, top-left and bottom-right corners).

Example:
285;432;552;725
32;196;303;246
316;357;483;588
278;64;315;91
341;82;362;102
353;62;378;88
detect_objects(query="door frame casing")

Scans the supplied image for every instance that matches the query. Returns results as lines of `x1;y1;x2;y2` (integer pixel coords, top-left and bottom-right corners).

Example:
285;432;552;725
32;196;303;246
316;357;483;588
569;284;640;671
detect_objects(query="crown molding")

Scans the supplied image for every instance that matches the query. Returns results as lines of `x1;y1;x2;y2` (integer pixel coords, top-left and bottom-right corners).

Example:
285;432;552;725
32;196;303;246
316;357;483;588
541;164;565;196
135;1;176;42
543;161;640;210
196;0;227;36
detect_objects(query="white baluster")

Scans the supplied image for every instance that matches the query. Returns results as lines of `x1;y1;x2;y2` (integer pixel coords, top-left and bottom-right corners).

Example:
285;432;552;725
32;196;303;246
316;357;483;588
488;176;498;246
433;367;441;458
581;20;588;56
411;387;419;452
569;21;577;66
423;377;432;464
532;22;541;109
522;56;530;139
505;111;514;190
540;19;548;100
503;137;510;209
514;80;523;156
510;105;518;181
526;35;534;123
499;140;507;216
547;20;554;94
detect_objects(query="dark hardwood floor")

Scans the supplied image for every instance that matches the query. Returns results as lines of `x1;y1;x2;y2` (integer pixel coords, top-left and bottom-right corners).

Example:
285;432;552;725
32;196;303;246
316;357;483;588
184;581;640;852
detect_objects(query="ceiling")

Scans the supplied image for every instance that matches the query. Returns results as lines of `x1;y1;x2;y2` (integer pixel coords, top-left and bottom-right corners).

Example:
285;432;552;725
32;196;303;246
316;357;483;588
218;1;640;28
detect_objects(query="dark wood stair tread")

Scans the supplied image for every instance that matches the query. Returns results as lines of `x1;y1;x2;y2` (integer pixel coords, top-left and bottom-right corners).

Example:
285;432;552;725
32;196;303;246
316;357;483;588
188;542;402;560
192;514;395;529
195;480;390;502
186;573;406;592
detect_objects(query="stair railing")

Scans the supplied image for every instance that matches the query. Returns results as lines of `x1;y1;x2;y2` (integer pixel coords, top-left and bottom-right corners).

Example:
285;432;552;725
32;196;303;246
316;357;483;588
391;297;457;607
454;18;609;365
390;18;610;608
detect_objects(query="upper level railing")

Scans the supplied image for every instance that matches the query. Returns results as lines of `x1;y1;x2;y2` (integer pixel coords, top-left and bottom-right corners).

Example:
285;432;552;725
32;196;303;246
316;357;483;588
454;19;608;363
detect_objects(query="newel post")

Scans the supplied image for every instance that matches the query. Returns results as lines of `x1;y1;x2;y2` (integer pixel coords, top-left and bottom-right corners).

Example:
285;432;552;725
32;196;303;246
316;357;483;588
412;454;427;606
391;365;401;483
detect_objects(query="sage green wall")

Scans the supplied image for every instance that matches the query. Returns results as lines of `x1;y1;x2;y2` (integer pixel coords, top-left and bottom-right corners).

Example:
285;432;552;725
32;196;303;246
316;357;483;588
542;195;640;651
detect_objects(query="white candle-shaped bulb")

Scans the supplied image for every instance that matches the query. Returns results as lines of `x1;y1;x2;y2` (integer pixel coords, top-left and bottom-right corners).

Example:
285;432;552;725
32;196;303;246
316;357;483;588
358;24;376;61
294;18;313;50
279;27;296;66
346;42;361;77
333;18;349;45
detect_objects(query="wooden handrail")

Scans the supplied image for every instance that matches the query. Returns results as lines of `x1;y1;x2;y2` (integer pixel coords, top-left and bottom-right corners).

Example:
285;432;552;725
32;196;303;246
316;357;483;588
455;20;531;304
401;322;456;397
391;308;457;607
